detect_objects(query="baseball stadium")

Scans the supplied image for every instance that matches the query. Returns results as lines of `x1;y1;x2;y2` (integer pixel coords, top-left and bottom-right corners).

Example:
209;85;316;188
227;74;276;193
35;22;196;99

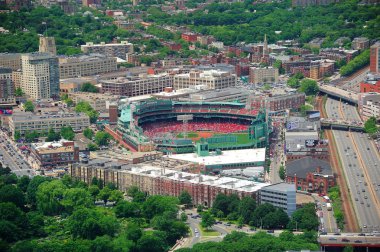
115;100;271;153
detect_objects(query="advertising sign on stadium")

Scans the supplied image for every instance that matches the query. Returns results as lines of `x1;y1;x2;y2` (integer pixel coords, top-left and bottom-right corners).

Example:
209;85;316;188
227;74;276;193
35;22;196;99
305;139;318;148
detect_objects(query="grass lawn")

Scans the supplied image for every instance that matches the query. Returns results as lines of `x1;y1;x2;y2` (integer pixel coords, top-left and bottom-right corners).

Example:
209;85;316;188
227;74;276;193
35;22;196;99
177;132;199;138
200;227;220;237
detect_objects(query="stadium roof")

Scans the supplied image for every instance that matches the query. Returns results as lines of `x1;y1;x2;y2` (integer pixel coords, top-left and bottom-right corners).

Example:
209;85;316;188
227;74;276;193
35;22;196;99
166;148;266;166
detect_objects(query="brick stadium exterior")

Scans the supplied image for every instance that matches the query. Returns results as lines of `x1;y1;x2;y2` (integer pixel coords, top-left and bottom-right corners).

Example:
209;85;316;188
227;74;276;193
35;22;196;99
106;100;270;153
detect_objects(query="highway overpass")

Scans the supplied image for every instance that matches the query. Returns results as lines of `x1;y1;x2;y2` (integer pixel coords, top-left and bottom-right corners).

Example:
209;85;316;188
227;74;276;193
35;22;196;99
319;234;380;249
319;84;358;104
320;118;364;131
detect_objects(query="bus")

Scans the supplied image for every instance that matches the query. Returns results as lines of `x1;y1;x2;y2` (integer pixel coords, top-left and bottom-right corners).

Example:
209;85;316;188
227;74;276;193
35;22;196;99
326;203;332;211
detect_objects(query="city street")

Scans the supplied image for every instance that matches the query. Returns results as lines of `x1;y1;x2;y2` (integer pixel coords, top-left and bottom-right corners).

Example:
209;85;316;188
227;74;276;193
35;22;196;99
0;131;33;176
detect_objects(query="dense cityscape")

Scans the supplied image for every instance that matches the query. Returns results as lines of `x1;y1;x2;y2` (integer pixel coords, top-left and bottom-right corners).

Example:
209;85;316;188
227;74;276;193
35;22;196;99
0;0;379;251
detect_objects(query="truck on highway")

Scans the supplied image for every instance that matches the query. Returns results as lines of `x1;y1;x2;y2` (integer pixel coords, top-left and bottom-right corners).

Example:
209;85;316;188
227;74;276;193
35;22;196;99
326;203;332;211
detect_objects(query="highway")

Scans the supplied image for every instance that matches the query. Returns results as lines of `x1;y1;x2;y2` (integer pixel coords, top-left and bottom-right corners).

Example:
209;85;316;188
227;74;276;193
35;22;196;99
325;98;380;232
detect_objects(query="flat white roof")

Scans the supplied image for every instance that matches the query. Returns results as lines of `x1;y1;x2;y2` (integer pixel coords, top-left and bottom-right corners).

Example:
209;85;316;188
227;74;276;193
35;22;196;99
165;148;266;166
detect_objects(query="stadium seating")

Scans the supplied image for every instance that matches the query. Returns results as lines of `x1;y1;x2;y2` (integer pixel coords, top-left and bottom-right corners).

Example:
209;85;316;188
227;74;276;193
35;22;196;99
141;119;250;139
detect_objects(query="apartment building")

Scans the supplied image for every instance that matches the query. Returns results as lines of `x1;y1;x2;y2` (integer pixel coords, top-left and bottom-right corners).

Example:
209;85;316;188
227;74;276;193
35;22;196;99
21;53;60;99
81;41;133;60
59;54;117;79
358;92;380;120
360;75;380;93
101;74;173;96
9;112;90;137
31;140;79;169
352;37;370;50
0;53;22;71
0;68;14;99
68;92;120;112
249;67;279;84
69;159;274;207
173;70;236;90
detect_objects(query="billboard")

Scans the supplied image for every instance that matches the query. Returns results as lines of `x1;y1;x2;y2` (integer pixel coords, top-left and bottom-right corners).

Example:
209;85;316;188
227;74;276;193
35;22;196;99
305;139;318;148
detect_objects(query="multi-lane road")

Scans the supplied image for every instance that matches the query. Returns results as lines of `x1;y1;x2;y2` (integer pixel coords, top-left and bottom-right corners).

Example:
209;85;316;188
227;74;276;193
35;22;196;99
325;98;380;232
0;132;33;177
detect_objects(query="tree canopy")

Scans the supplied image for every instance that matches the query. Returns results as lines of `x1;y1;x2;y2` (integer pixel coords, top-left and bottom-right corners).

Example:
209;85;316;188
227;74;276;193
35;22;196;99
364;116;378;134
80;83;99;93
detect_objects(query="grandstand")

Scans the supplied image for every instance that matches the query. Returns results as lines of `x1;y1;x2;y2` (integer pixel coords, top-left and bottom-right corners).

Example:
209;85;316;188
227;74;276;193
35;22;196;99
115;100;271;153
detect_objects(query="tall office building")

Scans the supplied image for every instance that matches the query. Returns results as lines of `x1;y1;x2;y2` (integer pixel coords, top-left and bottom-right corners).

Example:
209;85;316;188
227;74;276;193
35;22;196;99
21;53;60;99
370;42;380;74
39;36;57;56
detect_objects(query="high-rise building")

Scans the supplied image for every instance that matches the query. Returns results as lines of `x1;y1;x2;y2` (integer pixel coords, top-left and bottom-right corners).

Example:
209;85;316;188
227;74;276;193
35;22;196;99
21;53;60;99
0;67;14;99
0;53;22;71
39;36;57;56
370;42;380;74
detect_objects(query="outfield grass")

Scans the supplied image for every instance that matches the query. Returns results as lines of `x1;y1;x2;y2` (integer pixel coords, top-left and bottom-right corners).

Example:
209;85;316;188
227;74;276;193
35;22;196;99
176;132;199;138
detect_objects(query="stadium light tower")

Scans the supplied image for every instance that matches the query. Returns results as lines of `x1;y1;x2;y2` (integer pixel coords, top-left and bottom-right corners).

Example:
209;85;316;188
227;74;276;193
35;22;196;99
177;114;193;139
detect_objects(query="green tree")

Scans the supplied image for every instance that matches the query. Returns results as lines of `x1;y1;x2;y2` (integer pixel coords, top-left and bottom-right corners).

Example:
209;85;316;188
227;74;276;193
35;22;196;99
0;184;25;208
142;195;178;219
95;131;112;146
136;232;168;252
46;127;60;142
340;49;370;76
14;131;21;141
60;126;75;140
181;212;188;222
98;186;112;204
364;116;378;134
15;87;24;97
61;187;93;214
178;190;192;207
75;101;99;123
17;175;31;192
26;176;51;208
201;212;215;230
87;143;99;151
23;101;34;112
83;128;94;139
67;207;119;239
238;197;256;224
288;203;319;231
298;79;319;96
80;82;99;93
279;165;286;180
115;200;141;218
36;180;66;215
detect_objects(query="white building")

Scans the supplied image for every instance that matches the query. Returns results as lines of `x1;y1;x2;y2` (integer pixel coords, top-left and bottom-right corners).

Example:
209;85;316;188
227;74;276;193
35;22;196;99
21;53;60;99
173;70;237;90
249;66;279;85
81;41;133;60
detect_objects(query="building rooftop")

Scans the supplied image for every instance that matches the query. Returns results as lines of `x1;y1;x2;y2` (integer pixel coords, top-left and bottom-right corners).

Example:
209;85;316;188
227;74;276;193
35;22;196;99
189;87;249;100
32;140;75;154
76;159;270;193
261;182;296;192
286;157;332;179
165;148;266;166
11;112;88;122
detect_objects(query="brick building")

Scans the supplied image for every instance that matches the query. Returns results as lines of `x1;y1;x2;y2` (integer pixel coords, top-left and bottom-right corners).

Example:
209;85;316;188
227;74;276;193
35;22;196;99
181;33;198;43
31;140;79;169
69;159;273;207
285;156;335;194
360;75;380;93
